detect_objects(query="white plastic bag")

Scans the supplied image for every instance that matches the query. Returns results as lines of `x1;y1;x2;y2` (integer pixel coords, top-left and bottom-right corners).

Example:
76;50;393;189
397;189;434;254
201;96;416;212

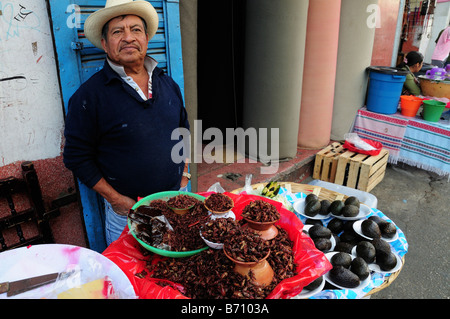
344;133;376;151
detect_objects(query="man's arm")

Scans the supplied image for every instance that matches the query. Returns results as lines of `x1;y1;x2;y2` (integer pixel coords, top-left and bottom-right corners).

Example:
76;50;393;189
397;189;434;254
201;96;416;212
93;178;136;216
180;158;190;188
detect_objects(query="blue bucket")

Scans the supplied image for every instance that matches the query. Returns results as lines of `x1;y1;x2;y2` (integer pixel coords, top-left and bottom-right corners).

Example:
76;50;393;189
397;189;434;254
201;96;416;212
366;67;408;114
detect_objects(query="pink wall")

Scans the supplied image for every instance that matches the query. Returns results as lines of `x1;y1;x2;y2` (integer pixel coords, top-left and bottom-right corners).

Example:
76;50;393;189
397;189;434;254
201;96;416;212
371;0;402;66
298;0;342;149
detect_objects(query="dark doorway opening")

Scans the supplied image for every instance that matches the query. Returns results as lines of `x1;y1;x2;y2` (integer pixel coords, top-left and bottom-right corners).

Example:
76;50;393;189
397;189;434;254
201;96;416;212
197;0;246;139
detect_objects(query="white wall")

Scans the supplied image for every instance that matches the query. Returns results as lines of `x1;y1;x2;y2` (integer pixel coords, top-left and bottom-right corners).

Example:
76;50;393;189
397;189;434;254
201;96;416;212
0;0;64;166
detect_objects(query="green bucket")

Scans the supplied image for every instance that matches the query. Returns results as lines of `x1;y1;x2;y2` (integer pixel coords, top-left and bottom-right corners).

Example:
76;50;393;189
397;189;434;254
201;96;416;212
422;100;446;122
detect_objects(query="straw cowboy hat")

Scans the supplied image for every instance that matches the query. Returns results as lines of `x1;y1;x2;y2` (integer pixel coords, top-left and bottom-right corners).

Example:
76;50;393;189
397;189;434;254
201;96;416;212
84;0;159;49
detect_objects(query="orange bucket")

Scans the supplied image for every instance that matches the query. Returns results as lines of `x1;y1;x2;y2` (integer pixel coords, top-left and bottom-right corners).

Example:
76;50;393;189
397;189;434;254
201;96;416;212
400;95;423;117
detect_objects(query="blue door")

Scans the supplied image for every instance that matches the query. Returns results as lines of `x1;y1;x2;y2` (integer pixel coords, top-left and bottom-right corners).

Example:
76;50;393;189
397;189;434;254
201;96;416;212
48;0;185;252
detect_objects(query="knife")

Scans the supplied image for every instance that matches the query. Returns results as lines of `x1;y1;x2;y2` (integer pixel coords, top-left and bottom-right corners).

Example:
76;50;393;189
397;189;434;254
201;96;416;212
0;272;61;297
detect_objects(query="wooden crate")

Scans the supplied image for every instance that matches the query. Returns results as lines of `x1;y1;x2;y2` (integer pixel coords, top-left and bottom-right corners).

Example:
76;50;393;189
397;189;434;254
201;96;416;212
314;142;389;192
313;142;346;183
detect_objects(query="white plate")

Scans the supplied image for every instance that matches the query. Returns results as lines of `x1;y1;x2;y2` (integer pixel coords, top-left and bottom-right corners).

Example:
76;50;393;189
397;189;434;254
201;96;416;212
0;244;136;299
200;232;223;250
324;252;371;290
352;219;399;242
330;204;371;221
303;225;336;251
208;210;236;220
351;246;403;274
295;276;325;299
293;198;331;220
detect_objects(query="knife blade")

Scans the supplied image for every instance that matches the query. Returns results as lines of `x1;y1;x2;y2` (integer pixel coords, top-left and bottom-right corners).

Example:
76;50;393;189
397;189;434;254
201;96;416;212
0;272;60;297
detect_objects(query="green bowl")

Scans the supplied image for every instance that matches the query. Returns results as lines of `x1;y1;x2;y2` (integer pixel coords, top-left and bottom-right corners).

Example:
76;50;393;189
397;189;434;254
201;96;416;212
128;191;209;258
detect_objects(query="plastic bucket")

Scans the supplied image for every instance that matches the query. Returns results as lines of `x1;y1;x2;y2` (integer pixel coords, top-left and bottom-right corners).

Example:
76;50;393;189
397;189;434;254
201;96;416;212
366;67;407;114
400;95;422;117
422;100;446;122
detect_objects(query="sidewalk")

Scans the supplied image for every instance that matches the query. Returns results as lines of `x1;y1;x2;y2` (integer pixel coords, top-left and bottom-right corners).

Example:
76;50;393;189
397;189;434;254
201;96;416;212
196;144;322;193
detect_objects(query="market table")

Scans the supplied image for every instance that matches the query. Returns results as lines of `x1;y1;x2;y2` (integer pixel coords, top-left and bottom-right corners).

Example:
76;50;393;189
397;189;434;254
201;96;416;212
100;185;407;299
352;107;450;178
231;182;408;299
102;191;332;299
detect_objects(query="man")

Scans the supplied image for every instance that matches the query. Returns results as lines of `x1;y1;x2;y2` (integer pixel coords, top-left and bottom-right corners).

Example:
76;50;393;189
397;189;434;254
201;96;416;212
63;0;190;245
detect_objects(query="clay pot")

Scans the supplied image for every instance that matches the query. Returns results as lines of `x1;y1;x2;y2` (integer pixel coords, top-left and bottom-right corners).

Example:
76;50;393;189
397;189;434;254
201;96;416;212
223;249;274;287
167;204;194;216
204;194;234;215
243;217;279;240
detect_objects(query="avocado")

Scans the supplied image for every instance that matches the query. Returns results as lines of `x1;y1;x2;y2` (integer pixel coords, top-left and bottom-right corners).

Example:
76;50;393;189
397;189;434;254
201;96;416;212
350;257;370;280
313;238;332;251
332;233;340;246
368;215;387;226
305;193;319;205
334;242;354;254
380;222;397;239
361;219;381;239
329;266;360;288
304;199;321;217
345;196;360;208
371;238;392;255
309;225;332;239
339;230;360;244
305;218;323;226
330;252;352;268
327;218;345;234
262;181;280;198
328;200;345;215
376;251;397;271
342;205;359;217
356;241;376;263
343;220;356;232
319;200;331;215
303;276;323;291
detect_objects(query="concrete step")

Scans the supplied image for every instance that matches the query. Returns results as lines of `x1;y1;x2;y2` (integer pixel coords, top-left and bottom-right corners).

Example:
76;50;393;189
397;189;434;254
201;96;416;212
196;146;319;193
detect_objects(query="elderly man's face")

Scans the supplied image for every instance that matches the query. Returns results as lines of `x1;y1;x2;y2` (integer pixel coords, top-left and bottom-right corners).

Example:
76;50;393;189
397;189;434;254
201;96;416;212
101;15;149;67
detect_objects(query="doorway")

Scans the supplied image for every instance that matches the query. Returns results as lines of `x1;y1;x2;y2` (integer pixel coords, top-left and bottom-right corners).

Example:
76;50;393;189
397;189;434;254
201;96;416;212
197;0;246;137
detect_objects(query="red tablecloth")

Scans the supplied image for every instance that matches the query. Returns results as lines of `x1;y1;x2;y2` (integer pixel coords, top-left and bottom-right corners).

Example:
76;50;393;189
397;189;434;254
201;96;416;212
102;192;332;299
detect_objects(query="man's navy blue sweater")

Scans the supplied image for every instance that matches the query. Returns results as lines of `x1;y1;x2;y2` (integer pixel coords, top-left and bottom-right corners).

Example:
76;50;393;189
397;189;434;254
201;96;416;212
63;60;189;200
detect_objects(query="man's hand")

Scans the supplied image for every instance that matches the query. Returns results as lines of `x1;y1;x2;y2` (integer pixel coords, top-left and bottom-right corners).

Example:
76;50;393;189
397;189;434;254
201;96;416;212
109;195;136;216
93;178;136;216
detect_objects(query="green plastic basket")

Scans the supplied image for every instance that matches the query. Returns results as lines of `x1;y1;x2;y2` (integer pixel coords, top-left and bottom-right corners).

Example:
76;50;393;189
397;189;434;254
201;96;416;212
128;191;208;258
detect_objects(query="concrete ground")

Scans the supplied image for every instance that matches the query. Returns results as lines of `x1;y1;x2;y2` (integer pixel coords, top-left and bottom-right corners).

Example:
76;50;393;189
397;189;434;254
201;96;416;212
366;163;449;299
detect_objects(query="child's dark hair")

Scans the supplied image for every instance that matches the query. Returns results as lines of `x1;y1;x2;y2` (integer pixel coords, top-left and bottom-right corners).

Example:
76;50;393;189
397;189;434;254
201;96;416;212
397;51;424;68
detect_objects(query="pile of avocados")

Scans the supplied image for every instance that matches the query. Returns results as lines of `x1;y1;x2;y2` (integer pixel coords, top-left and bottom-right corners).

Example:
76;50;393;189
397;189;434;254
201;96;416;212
361;216;397;240
304;193;330;217
304;194;361;218
303;195;399;290
329;252;369;288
